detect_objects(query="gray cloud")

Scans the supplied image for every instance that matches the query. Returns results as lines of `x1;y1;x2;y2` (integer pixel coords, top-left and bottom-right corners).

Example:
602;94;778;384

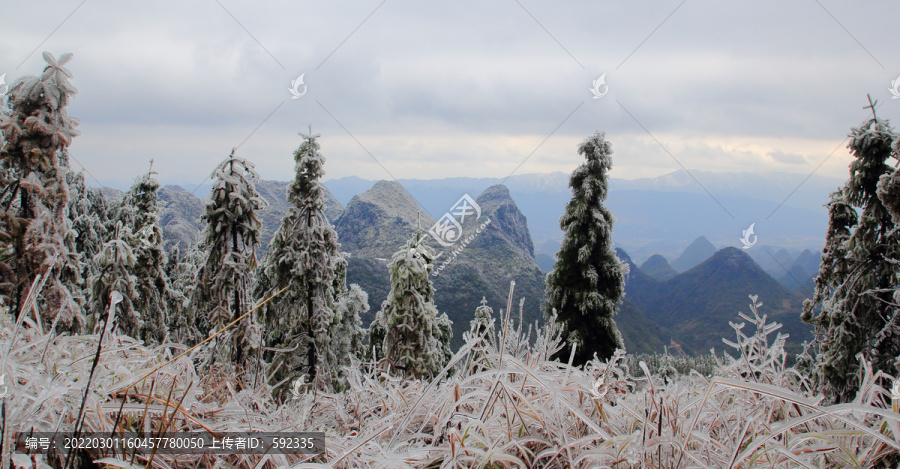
1;0;897;187
767;150;807;165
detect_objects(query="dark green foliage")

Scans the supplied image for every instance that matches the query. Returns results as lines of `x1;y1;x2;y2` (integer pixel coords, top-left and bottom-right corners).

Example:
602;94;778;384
614;297;667;355
802;114;900;403
544;131;626;365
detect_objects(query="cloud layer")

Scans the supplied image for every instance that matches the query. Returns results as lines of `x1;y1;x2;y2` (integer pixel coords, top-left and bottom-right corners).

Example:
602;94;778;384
1;0;897;188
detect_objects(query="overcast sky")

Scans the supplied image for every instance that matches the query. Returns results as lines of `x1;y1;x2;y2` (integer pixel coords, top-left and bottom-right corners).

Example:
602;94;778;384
2;1;898;191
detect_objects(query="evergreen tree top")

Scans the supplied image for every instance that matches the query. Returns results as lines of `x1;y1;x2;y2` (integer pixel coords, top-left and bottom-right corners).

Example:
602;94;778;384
124;171;161;214
202;150;266;254
470;296;495;337
389;230;437;279
289;130;326;207
474;297;493;319
846;117;896;208
570;131;613;202
1;52;80;169
10;52;77;112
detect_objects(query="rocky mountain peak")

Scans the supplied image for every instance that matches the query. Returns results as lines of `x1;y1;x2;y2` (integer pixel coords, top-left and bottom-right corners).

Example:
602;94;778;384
334;180;433;258
354;180;425;223
475;184;534;260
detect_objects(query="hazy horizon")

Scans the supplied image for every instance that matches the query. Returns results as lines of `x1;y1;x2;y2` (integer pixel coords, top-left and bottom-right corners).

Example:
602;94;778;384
92;166;847;193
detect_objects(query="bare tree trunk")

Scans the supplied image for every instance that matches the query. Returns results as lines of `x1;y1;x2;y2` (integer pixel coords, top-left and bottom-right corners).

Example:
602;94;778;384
306;281;316;384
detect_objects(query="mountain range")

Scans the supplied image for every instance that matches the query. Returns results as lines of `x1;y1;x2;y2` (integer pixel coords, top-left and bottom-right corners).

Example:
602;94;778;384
616;247;813;356
147;174;820;357
318;169;839;263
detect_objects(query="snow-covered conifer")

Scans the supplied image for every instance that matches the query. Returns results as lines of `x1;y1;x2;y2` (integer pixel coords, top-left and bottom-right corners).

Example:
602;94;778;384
331;284;368;373
0;52;83;330
66;170;107;312
368;310;388;361
258;130;348;389
380;230;452;379
117;171;170;343
544;131;627;365
466;297;496;369
469;297;496;345
168;241;204;344
802;112;900;402
192;151;266;365
90;223;139;335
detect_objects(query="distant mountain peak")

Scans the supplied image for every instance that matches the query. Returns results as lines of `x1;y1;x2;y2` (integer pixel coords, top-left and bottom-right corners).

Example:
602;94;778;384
478;184;512;201
640;254;677;281
334;180;433;258
475;184;535;260
672;236;717;272
641;253;670;268
691;235;714;246
357;180;423;215
709;246;763;271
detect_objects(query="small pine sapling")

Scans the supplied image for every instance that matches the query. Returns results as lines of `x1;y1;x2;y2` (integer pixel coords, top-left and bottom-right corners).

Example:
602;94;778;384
380;229;452;379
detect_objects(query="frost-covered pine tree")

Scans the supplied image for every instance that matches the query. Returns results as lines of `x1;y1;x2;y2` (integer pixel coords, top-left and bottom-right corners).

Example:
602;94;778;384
801;110;900;403
368;309;388;361
0;52;84;330
115;170;170;343
168;241;204;344
90;223;139;335
192;151;266;365
466;297;496;369
258;130;349;388
544;131;627;366
66;169;109;319
469;297;496;347
67;170;107;284
329;256;368;373
377;229;452;379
